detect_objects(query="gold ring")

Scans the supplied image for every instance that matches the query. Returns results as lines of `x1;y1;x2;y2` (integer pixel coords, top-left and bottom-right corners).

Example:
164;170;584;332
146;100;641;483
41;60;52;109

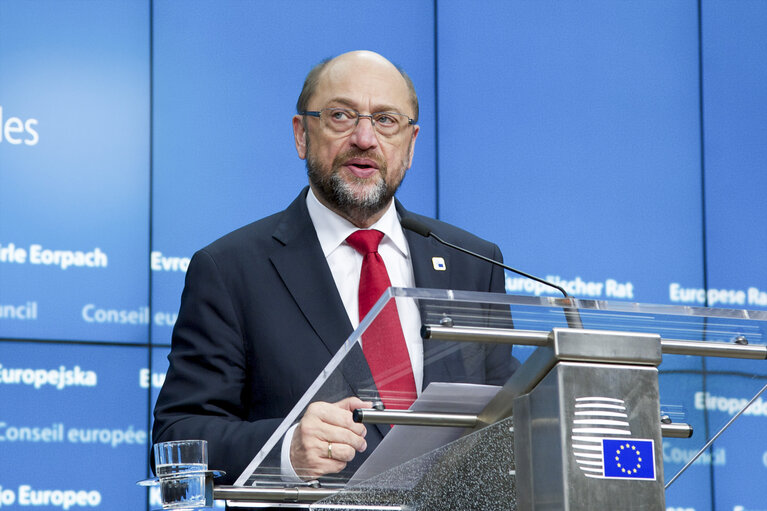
327;443;333;460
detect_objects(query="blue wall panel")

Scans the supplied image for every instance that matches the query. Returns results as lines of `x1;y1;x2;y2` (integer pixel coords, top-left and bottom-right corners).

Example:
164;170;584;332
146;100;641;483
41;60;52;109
0;342;150;509
0;0;150;342
708;378;767;509
702;0;767;312
437;0;703;307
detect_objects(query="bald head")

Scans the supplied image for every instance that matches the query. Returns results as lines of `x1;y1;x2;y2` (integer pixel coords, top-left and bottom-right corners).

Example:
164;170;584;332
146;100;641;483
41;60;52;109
296;51;419;122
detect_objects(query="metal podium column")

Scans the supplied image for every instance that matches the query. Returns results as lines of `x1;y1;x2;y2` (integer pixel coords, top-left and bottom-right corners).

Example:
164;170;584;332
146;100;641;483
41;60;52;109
513;329;665;510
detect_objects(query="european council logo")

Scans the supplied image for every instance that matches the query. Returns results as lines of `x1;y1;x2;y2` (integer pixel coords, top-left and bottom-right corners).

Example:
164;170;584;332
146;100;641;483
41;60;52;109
571;396;657;481
602;438;656;480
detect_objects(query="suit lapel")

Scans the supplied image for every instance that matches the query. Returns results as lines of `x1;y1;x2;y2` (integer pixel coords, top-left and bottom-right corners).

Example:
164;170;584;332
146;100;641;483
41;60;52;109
269;190;382;423
269;189;352;358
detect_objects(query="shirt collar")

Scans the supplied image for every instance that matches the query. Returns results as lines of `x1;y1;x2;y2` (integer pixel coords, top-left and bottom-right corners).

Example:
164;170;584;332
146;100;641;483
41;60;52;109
306;187;409;258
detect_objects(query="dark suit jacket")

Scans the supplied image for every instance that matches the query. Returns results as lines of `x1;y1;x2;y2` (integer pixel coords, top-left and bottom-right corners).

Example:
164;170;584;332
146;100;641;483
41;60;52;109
152;187;513;484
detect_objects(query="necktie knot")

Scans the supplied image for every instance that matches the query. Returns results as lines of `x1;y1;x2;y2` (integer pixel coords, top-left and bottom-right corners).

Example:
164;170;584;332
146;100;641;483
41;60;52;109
347;229;384;255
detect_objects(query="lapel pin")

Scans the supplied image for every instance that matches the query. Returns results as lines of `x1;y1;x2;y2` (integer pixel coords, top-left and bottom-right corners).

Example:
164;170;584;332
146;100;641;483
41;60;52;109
432;257;446;271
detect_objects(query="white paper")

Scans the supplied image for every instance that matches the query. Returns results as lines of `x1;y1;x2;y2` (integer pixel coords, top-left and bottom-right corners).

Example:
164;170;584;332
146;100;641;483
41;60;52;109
348;382;501;486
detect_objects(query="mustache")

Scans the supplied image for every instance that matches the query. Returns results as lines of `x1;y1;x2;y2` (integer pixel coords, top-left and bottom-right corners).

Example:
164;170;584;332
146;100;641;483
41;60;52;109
333;149;386;171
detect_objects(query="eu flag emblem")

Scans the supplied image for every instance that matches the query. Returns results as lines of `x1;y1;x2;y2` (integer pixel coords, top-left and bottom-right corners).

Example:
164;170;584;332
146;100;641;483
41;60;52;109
602;439;656;480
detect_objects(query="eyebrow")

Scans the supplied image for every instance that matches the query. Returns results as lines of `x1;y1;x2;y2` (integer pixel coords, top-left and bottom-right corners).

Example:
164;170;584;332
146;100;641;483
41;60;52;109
324;96;403;113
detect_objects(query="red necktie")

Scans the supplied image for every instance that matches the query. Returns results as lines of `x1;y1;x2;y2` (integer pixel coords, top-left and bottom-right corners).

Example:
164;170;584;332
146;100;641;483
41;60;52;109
347;229;417;410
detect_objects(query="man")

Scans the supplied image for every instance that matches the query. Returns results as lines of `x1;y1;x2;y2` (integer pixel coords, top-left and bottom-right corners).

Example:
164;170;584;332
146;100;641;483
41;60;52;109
152;50;513;485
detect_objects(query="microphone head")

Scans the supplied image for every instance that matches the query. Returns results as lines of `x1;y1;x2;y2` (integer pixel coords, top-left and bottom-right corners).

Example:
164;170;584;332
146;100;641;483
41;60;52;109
400;217;432;238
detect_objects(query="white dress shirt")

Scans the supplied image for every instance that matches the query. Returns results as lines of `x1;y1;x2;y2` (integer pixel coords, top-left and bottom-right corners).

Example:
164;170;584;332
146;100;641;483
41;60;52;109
280;188;424;479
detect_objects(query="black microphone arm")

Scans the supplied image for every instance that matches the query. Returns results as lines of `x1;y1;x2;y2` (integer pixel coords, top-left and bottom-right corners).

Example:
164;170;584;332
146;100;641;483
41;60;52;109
400;217;584;329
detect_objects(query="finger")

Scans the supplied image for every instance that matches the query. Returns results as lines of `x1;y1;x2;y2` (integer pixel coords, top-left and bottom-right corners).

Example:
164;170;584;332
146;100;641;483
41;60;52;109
339;397;374;436
336;396;374;412
310;400;369;438
325;441;358;463
321;424;368;453
290;429;350;479
334;397;373;437
296;412;367;453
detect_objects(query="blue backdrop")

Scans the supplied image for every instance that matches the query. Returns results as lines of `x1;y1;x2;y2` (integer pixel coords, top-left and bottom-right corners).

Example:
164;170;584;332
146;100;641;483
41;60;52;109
0;1;765;510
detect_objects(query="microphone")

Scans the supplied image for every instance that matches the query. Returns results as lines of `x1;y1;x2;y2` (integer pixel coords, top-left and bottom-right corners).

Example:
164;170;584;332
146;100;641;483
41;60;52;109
400;216;583;329
401;217;570;297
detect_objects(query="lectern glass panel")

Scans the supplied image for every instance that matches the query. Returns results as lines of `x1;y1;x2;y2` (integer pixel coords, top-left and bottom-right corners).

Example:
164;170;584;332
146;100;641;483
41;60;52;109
226;289;767;509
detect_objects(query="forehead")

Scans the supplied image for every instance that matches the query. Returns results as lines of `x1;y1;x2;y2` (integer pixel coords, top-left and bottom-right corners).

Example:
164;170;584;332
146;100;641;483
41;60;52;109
312;56;412;114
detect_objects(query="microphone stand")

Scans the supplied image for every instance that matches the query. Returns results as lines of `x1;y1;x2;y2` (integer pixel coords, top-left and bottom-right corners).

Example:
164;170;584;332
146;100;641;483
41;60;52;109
401;218;584;329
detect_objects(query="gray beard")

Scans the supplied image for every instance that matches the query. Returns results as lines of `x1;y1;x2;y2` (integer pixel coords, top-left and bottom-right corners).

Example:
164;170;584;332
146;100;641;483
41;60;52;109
306;155;400;224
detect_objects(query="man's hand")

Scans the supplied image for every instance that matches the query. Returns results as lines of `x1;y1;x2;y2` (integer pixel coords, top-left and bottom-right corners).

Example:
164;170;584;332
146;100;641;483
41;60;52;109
289;396;372;480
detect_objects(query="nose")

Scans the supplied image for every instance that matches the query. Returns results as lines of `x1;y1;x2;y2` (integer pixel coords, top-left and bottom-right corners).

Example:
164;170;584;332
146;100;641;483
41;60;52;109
349;115;379;151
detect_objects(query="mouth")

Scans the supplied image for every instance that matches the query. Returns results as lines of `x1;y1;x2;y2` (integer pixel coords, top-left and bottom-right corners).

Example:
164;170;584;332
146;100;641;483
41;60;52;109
344;158;380;178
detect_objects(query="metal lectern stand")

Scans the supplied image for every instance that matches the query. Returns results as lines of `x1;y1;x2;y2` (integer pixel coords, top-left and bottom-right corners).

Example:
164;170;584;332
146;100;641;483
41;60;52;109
211;288;767;510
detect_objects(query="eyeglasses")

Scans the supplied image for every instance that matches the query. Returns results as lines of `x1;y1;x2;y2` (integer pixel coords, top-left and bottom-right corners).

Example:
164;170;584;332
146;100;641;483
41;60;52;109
300;108;416;137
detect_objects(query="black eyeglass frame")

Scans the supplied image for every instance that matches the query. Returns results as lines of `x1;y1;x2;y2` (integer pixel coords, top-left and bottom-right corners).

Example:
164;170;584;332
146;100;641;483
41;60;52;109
299;107;417;135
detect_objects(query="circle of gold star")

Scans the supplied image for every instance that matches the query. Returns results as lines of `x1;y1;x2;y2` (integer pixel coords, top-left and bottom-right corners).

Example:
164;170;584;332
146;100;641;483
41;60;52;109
614;443;643;474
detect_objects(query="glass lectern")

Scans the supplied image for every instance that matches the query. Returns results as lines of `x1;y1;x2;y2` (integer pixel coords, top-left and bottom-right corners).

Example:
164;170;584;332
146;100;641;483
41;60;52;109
200;288;766;510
